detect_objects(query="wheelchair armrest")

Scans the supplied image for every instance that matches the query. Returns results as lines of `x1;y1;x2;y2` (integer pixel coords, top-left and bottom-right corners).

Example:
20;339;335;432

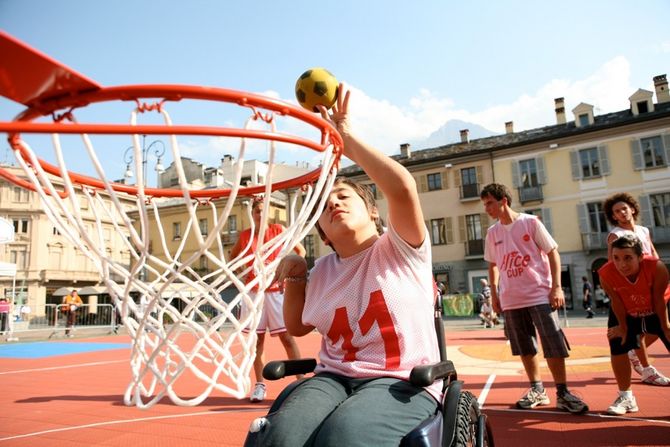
262;358;317;380
409;360;457;387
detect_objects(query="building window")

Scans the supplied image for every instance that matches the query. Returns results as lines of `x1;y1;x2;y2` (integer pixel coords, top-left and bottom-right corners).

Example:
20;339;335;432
12;187;29;203
199;218;208;236
578;114;590;127
460;167;479;199
430;218;446;245
579;147;600;178
650;192;670;227
587;202;608;233
12;218;28;234
465;214;483;241
172;222;181;240
464;214;484;256
519;159;538;187
427;173;442;191
641;136;666;168
10;249;27;269
637;101;649;114
227;215;237;233
52;227;61;236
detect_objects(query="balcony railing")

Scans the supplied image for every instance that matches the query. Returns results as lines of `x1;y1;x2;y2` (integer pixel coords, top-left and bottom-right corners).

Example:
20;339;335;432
465;238;484;257
518;185;543;203
222;232;239;245
581;232;609;251
460;183;480;200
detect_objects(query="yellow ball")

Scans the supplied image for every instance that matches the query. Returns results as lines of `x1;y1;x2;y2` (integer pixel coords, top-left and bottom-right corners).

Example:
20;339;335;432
295;68;339;112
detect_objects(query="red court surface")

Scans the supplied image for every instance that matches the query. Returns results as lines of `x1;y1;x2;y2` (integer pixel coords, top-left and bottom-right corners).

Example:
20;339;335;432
0;326;668;446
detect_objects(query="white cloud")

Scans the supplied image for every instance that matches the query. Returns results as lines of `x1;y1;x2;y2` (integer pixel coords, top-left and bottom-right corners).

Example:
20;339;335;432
172;56;637;168
340;56;634;155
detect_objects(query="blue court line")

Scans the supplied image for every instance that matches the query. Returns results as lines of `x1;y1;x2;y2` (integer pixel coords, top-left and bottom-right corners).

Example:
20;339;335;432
0;342;129;359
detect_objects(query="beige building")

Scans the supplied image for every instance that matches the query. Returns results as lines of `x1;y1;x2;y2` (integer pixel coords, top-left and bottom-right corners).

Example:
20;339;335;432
128;156;312;288
336;74;670;309
0;165;135;313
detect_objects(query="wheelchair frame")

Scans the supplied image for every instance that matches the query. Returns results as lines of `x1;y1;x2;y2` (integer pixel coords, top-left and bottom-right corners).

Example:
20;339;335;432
244;294;494;447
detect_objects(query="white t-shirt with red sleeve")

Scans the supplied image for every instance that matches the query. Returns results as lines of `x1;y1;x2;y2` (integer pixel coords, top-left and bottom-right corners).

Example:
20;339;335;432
484;213;558;311
302;222;442;401
609;225;655;257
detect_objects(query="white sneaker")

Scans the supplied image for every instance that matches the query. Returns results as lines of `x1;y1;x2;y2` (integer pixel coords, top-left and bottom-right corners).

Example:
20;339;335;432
628;351;644;376
641;366;670;386
250;382;266;403
606;394;638;415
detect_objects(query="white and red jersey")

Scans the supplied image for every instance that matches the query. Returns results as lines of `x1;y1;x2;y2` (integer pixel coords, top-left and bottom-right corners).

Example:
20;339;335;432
303;222;441;400
484;213;558;311
609;225;655;257
598;256;670;315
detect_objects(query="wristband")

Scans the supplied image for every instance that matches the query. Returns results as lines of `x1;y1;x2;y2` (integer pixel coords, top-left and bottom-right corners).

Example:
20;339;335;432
284;275;308;283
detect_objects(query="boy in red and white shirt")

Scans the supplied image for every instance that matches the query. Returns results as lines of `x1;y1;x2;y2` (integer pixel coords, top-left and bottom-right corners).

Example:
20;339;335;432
481;183;588;414
256;86;441;446
598;233;670;415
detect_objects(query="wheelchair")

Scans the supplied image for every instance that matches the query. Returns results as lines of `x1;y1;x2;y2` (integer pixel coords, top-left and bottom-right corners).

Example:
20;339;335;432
244;294;494;446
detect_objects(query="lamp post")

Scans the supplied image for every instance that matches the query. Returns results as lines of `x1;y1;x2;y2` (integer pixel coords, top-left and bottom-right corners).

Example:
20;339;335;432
123;135;166;187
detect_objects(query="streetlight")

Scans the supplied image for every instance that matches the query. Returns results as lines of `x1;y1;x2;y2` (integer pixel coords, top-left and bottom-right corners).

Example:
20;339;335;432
123;135;166;187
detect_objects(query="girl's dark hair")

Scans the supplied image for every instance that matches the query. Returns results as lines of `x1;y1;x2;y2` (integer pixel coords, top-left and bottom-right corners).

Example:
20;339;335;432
611;233;643;256
313;177;384;248
480;183;513;206
602;193;640;227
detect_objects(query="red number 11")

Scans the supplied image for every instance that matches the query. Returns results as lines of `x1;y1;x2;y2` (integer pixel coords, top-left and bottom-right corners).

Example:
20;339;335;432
326;290;401;369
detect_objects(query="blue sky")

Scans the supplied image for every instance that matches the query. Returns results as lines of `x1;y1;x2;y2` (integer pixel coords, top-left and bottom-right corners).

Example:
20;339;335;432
1;0;669;183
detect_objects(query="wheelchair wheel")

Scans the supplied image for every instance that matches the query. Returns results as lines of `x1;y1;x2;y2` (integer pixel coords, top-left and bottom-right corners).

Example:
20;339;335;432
450;391;492;447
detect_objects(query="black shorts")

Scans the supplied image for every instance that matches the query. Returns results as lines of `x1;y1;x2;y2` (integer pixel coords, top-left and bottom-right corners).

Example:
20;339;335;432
607;310;670;356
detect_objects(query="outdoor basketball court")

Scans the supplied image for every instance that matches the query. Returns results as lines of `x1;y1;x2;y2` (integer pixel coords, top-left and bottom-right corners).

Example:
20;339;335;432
0;325;668;447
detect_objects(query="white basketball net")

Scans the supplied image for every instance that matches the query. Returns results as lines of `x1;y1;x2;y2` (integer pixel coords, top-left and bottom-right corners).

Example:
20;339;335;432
7;103;340;408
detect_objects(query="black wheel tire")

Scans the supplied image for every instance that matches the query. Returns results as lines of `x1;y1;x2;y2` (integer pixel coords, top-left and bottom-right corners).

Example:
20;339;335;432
449;391;490;447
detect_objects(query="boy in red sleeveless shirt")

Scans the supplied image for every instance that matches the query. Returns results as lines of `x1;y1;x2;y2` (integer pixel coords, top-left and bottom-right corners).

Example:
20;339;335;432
231;198;305;403
598;234;670;415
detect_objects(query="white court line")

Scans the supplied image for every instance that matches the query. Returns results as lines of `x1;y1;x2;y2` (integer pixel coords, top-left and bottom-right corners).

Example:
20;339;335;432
0;360;126;375
487;407;670;426
477;373;496;408
0;407;269;442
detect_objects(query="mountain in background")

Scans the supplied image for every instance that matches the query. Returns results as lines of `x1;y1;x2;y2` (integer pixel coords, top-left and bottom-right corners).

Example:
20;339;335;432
412;119;498;149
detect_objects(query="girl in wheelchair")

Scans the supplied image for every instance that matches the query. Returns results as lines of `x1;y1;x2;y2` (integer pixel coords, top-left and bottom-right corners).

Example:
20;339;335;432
254;85;442;446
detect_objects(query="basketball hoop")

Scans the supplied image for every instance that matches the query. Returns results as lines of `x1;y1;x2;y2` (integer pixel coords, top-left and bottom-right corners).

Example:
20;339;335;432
1;83;342;407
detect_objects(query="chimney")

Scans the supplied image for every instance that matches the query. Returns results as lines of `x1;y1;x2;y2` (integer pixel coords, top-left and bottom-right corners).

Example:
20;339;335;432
654;74;670;104
459;129;469;143
554;97;566;124
400;143;411;158
505;121;514;134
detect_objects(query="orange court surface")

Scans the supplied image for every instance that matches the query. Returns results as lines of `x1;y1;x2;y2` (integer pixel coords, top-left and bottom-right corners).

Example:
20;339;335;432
0;325;668;447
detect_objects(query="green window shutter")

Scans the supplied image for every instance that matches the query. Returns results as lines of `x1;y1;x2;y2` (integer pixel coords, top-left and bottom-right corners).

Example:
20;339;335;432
598;144;610;175
445;217;454;244
511;161;521;188
536;156;547;184
577;203;589;233
630;139;643;170
457;215;466;243
638;195;653;228
541;208;553;236
570;151;582;180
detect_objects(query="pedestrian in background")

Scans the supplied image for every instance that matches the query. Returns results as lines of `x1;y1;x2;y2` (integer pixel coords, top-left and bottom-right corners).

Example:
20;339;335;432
62;290;83;337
